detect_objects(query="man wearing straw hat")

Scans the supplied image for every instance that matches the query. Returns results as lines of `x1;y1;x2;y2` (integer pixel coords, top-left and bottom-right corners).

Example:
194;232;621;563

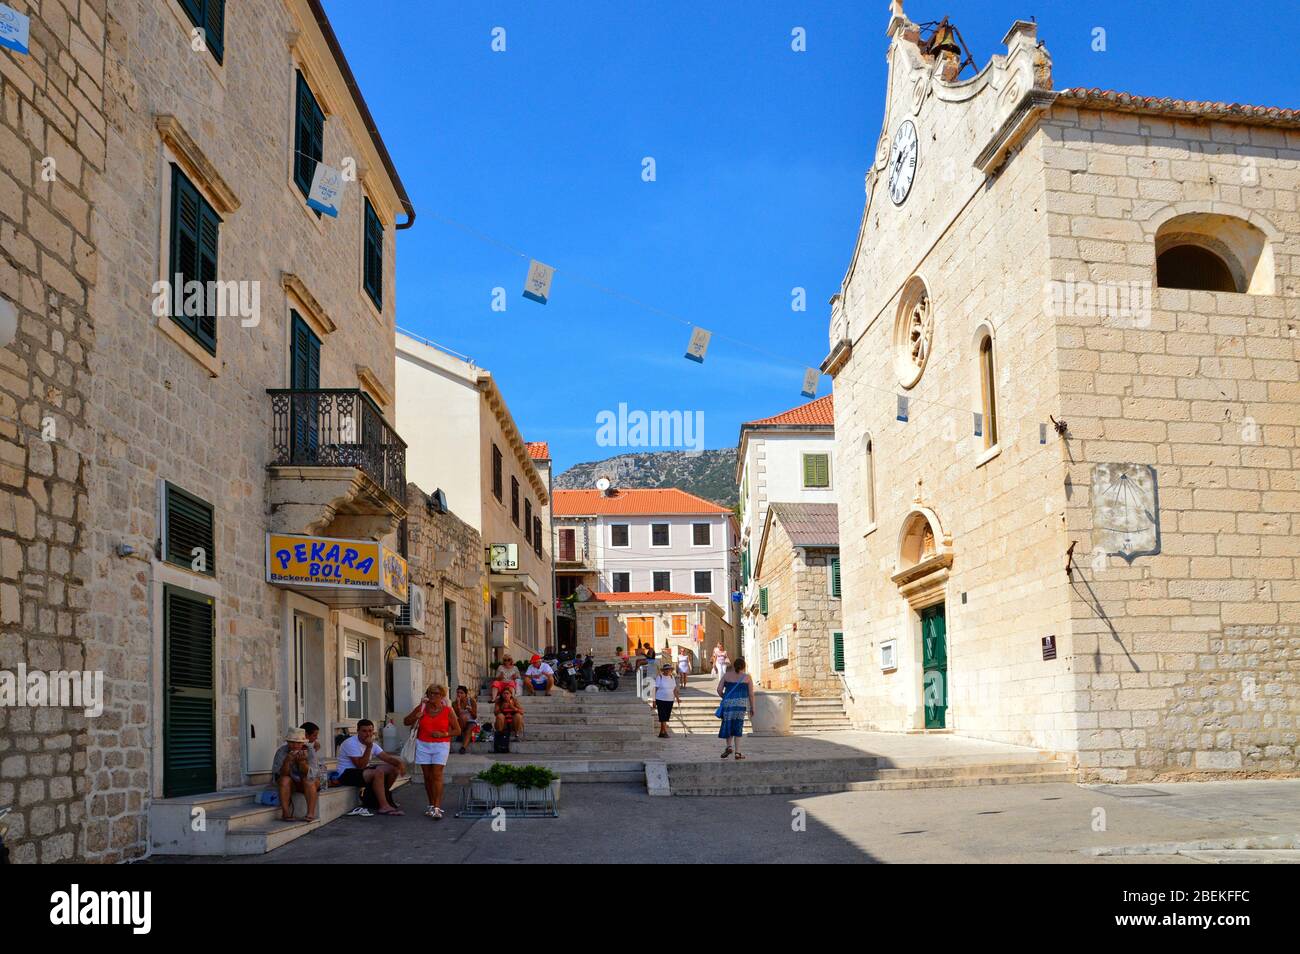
271;727;320;822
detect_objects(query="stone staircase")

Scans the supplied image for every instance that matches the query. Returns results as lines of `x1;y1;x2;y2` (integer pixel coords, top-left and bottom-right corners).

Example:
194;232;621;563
790;695;854;733
150;772;410;856
666;752;1074;796
668;694;751;736
474;686;655;755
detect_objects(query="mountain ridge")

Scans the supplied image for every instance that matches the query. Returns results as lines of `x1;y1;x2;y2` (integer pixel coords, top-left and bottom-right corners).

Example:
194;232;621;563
554;449;738;510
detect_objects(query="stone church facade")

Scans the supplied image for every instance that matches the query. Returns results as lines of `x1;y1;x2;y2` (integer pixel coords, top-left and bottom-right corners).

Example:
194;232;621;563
826;8;1299;781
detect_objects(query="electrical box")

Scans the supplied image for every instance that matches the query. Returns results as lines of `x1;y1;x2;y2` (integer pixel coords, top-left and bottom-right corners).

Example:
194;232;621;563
392;657;424;715
240;688;278;775
490;614;509;648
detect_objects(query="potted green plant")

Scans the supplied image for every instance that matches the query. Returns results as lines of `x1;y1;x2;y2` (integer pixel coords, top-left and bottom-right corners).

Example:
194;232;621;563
469;763;561;813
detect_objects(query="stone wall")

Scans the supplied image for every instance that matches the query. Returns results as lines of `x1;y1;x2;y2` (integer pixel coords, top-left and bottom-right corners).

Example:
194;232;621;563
754;517;841;695
403;483;485;693
1041;108;1300;780
0;0;107;865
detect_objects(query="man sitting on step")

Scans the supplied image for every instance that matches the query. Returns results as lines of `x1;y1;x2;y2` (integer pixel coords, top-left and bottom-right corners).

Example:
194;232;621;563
524;654;555;696
336;719;406;817
271;727;319;823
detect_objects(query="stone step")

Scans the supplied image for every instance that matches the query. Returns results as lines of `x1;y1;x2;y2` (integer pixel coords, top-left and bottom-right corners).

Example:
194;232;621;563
484;739;647;755
667;758;1063;785
671;767;1075;796
492;727;645;742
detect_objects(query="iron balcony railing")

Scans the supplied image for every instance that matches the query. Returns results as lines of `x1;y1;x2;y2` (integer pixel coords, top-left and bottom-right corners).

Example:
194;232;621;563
267;388;407;502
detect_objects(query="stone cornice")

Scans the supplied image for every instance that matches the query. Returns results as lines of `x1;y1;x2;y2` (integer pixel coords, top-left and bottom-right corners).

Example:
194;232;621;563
281;272;336;336
974;89;1058;175
154;115;241;214
355;365;393;408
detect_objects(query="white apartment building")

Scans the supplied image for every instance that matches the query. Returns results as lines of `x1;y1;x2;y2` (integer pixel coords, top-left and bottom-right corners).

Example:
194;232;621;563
735;395;836;677
552;487;736;626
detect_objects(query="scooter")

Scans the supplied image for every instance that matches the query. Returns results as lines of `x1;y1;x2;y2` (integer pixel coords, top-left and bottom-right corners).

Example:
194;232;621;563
594;663;619;691
0;805;12;865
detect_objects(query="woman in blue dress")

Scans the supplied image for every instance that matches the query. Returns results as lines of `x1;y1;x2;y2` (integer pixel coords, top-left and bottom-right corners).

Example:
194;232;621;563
716;657;754;760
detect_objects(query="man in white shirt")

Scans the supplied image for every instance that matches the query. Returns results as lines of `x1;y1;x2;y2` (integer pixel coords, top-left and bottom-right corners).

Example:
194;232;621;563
524;654;555;696
651;663;681;739
335;719;405;816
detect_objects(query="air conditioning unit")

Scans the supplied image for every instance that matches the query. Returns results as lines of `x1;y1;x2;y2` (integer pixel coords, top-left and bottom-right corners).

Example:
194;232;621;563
395;584;427;634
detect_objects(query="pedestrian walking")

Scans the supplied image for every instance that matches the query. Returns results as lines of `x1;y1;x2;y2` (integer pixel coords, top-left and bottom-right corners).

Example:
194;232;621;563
716;657;754;760
403;684;460;819
676;646;691;688
652;663;680;738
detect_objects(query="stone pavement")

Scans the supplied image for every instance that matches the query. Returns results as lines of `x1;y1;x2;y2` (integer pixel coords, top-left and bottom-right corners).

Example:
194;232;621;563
151;778;1300;864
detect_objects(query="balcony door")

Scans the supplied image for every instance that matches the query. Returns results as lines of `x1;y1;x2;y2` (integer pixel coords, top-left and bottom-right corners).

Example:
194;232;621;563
290;311;320;459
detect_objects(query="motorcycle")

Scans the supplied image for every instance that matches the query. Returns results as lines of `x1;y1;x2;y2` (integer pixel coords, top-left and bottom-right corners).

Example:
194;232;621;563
0;805;11;865
594;663;619;691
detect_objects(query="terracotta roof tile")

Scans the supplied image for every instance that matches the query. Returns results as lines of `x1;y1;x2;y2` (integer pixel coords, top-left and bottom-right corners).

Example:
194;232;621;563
585;591;707;604
553;488;731;516
1057;88;1300;127
742;394;834;429
526;441;550;460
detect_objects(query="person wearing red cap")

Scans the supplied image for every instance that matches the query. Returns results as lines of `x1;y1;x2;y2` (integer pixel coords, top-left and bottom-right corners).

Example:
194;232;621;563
524;653;555;696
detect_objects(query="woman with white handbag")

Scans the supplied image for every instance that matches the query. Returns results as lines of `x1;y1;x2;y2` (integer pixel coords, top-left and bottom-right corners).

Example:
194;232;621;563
402;684;460;820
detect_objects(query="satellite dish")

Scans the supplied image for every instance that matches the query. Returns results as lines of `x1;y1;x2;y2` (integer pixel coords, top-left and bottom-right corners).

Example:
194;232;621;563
595;476;611;493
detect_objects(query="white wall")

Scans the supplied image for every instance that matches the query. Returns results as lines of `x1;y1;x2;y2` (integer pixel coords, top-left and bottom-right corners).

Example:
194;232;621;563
395;333;484;533
594;514;733;622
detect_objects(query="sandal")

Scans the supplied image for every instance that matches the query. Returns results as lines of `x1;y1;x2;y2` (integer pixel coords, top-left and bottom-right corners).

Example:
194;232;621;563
735;754;747;761
347;807;374;817
378;807;404;816
424;805;436;817
432;807;445;820
720;747;732;759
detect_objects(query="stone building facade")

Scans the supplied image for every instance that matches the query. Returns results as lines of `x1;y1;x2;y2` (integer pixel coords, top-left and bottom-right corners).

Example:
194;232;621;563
753;503;841;696
826;7;1299;781
0;0;107;865
573;591;733;669
4;0;416;862
402;482;485;695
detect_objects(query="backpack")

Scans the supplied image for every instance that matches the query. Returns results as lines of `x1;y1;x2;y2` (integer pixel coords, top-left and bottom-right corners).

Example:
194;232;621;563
492;726;511;754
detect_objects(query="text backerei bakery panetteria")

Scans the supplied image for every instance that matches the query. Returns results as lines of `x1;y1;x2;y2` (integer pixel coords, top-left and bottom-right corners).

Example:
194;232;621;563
265;533;409;608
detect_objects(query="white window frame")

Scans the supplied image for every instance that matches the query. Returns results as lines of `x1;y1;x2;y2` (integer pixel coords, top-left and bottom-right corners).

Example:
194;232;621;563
768;633;789;663
801;452;832;490
610;523;630;548
652;570;672;592
612;572;631;593
693;569;713;595
650;522;671;548
691;522;712;547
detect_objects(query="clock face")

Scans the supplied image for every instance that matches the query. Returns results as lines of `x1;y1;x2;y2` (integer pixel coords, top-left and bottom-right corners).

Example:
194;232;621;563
888;120;919;206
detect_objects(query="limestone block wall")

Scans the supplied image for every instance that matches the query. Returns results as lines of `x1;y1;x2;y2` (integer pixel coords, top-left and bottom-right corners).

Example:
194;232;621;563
754;520;842;695
0;0;106;865
1041;109;1300;780
404;483;485;693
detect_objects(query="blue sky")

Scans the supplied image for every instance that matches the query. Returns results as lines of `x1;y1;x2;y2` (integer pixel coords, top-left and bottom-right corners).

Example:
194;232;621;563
323;0;1299;474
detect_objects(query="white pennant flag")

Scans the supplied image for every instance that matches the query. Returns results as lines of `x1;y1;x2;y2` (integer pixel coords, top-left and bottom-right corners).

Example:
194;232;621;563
800;367;819;399
685;327;711;363
523;260;555;304
306;162;345;217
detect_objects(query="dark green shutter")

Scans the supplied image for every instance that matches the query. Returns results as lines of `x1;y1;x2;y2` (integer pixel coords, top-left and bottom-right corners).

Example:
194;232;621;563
741;549;750;586
289;312;321;458
832;631;845;672
363;198;383;309
168;165;219;355
165;482;215;575
759;587;768;615
831;557;841;598
164;587;216;797
294;71;324;198
203;0;225;63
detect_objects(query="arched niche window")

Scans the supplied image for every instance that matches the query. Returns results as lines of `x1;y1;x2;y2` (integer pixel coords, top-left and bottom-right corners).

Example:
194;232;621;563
978;334;998;450
1154;212;1273;295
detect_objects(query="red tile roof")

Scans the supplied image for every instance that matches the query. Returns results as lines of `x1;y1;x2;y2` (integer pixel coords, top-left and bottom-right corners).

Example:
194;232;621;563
553;488;731;516
1057;88;1300;128
525;442;550;460
742;394;834;429
585;591;707;604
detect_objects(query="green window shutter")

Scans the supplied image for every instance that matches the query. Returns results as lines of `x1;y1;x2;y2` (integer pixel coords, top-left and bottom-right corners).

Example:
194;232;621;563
759;587;768;615
164;587;216;797
203;0;225;63
831;557;841;598
165;483;215;575
804;454;829;488
741;549;749;586
832;631;845;672
294;71;324;198
363;197;384;309
168;166;219;355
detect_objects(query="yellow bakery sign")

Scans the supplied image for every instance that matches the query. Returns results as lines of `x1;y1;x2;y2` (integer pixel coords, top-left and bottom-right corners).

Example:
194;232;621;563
266;533;408;606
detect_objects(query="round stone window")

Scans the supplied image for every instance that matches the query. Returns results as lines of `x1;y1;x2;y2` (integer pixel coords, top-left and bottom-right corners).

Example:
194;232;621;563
893;276;933;389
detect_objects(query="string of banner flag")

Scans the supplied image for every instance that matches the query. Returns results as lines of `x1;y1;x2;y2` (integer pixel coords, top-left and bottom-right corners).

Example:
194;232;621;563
26;17;1061;445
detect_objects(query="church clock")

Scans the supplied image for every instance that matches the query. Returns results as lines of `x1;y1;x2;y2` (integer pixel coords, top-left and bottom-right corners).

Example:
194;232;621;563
888;119;919;205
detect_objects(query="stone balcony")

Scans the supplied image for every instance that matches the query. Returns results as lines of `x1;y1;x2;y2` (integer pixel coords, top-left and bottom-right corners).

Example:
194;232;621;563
267;389;407;539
